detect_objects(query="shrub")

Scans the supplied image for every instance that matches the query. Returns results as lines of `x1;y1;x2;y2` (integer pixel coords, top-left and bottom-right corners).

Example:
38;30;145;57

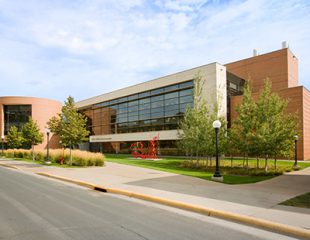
3;148;105;167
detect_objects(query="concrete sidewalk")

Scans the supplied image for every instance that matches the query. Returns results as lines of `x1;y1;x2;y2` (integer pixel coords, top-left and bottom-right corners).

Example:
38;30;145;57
1;158;310;231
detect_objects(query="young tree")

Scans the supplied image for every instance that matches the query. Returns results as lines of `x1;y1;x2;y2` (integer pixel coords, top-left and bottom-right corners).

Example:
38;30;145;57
230;80;298;171
47;96;89;165
254;80;297;171
22;117;44;161
178;73;227;167
6;126;23;156
230;81;256;168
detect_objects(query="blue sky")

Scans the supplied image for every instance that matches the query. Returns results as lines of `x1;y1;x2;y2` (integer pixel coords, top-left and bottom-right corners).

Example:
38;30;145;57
0;0;310;102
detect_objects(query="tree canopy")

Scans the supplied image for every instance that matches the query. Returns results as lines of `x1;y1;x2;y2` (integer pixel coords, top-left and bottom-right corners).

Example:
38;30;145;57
47;96;89;164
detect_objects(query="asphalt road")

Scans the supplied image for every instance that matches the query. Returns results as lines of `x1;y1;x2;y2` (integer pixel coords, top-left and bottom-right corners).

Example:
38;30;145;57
0;167;297;240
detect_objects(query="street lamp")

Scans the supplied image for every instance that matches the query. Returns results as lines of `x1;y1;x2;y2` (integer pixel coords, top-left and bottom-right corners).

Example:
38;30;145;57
293;135;299;169
45;128;51;165
212;120;223;182
1;135;4;157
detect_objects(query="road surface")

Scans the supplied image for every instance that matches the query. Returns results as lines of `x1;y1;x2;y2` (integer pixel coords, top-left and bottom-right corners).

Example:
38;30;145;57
0;167;297;240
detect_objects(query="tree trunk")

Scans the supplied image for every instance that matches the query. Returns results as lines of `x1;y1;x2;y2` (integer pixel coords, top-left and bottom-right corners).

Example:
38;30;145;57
230;155;233;168
70;146;72;166
256;157;259;169
246;157;249;169
195;150;199;168
264;156;268;172
274;158;277;170
32;144;35;161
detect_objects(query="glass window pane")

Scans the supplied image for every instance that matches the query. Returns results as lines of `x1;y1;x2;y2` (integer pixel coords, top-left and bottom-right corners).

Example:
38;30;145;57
128;94;138;101
118;97;128;103
164;92;178;99
164;84;179;92
118;102;128;109
128;115;139;121
139;98;150;104
139;91;150;98
180;95;193;104
128;100;138;106
165;98;178;106
179;81;193;88
152;107;164;113
165;105;179;112
151;111;164;118
165;109;179;117
151;88;164;95
139;103;150;110
117;117;128;123
118;108;127;114
151;95;163;101
179;89;193;96
180;102;193;112
139;109;150;115
128;111;138;117
139;113;151;120
151;101;164;108
128;105;138;112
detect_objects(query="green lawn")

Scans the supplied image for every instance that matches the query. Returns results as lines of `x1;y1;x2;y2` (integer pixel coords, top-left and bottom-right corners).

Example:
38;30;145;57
105;154;310;184
280;192;310;208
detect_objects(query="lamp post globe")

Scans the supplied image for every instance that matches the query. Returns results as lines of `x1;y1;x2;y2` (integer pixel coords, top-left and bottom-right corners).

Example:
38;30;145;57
212;120;223;182
45;128;51;165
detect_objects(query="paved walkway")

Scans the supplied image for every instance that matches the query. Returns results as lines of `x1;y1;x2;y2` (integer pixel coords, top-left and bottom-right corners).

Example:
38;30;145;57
1;158;310;230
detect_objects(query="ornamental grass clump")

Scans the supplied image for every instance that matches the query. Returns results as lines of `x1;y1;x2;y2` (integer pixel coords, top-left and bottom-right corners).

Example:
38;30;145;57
3;149;105;167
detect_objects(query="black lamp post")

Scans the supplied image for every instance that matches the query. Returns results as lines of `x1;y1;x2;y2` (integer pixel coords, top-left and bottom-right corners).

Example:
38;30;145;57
1;135;4;157
45;128;51;165
293;135;299;169
212;120;223;182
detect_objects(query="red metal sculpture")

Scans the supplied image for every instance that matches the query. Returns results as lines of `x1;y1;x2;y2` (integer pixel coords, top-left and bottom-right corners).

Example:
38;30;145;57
130;134;159;159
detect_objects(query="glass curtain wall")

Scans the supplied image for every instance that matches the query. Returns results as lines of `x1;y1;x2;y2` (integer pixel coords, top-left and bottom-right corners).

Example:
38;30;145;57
80;81;194;135
4;105;32;134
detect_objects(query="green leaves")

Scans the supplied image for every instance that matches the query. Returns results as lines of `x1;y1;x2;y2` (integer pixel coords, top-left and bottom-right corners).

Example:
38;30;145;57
230;79;298;161
22;117;43;146
47;96;90;148
178;73;227;158
6;126;23;149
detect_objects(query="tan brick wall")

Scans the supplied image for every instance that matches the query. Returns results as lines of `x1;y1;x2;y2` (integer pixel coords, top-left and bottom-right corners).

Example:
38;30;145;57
226;48;299;93
230;86;306;160
0;96;62;150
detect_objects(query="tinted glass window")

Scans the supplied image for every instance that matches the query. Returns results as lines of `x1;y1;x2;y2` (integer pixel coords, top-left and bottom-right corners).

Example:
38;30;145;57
180;95;193;104
164;92;178;99
151;95;163;101
152;107;164;113
128;115;139;121
179;81;193;88
151;88;164;95
151;111;164;118
139;91;150;98
139;98;150;104
128;105;138;112
165;98;178;106
179;89;193;96
151;101;164;108
128;94;138;101
139;103;150;110
164;84;178;92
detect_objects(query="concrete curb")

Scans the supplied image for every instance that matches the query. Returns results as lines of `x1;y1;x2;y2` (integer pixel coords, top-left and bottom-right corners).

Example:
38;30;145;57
0;162;19;170
37;172;310;239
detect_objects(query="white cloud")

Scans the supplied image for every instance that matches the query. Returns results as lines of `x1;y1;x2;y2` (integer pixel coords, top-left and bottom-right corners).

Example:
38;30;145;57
0;0;309;102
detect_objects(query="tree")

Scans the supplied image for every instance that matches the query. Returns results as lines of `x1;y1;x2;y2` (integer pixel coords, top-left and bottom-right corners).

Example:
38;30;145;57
254;80;297;171
230;81;256;168
22;117;44;161
230;80;298;171
47;96;89;165
178;73;227;167
6;126;23;156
